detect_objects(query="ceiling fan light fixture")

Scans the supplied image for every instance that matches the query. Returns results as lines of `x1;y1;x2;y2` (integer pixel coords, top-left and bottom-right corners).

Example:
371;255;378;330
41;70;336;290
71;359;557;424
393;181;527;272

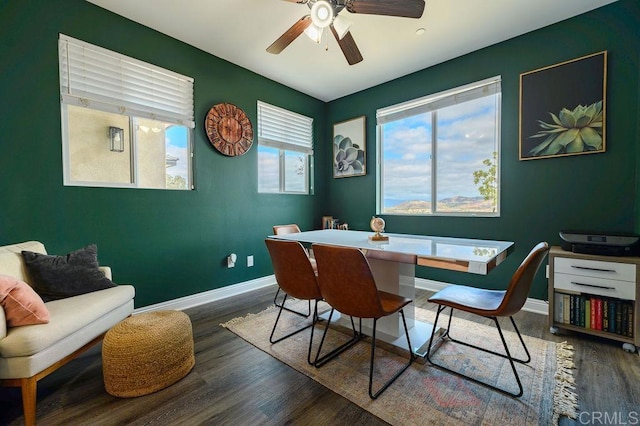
310;1;334;28
332;15;352;40
304;24;323;43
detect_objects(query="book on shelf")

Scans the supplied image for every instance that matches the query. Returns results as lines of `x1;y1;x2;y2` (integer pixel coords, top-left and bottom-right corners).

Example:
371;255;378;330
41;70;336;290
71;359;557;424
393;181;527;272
563;294;570;324
595;297;603;331
569;295;575;325
554;293;564;323
553;291;634;338
616;304;629;335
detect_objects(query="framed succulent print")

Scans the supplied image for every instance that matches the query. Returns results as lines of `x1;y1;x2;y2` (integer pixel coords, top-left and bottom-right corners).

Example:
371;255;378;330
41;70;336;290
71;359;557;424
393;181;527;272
519;51;607;160
333;116;366;177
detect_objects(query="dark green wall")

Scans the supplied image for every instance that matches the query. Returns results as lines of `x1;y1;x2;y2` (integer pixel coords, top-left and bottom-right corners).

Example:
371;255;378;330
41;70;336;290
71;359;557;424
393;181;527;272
1;0;638;306
326;0;640;299
0;0;328;307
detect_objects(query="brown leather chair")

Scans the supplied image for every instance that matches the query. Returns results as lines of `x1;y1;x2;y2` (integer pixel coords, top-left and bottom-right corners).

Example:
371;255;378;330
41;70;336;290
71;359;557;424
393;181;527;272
272;224;316;317
426;242;550;397
311;243;415;399
272;224;302;235
265;238;323;364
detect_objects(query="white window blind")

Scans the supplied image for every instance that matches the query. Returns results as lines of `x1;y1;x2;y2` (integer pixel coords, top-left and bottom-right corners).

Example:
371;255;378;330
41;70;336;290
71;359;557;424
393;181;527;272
377;76;501;124
59;34;194;128
258;101;313;155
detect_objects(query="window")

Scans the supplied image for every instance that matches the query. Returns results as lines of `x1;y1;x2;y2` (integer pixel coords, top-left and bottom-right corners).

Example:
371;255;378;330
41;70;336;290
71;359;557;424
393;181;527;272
377;76;501;216
59;34;194;190
257;101;313;194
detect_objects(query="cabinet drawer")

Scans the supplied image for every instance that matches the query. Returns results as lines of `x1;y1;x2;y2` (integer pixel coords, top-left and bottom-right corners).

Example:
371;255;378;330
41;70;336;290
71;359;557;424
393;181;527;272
554;272;636;300
554;257;636;282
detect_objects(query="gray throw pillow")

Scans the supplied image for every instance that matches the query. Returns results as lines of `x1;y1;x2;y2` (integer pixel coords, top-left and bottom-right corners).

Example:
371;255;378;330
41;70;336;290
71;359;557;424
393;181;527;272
21;244;116;302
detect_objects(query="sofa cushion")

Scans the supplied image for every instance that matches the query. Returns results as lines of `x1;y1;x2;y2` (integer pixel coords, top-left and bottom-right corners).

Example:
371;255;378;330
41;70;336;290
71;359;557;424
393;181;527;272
0;241;46;283
22;244;116;302
0;284;135;358
0;274;50;327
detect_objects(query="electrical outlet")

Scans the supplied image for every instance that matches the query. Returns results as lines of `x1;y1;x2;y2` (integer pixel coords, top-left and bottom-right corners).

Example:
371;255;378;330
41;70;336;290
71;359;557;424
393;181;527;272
247;255;254;267
227;253;237;268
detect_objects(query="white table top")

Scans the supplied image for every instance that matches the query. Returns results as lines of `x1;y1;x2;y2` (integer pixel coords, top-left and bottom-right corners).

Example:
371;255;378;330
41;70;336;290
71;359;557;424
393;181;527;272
269;229;514;275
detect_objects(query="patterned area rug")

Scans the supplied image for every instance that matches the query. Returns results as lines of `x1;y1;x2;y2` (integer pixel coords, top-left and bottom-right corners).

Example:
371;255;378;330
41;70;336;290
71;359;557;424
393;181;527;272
222;301;578;425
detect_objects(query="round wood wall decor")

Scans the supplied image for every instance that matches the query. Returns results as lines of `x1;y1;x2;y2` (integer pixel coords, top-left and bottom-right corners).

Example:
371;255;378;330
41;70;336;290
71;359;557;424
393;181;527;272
205;103;253;156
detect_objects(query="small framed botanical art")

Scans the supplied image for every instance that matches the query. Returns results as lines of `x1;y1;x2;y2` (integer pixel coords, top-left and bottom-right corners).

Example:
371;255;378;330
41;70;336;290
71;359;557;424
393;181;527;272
519;51;607;160
333;116;366;178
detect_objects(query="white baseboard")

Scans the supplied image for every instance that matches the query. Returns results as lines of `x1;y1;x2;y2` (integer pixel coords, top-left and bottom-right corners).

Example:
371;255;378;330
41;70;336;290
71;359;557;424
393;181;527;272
134;275;277;314
135;275;549;316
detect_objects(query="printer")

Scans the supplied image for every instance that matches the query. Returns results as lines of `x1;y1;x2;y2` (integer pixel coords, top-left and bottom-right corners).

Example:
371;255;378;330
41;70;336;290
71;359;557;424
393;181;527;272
559;230;640;256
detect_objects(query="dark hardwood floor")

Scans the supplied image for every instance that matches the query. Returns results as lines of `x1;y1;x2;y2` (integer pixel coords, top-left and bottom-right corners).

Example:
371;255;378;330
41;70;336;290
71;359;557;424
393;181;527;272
1;286;638;425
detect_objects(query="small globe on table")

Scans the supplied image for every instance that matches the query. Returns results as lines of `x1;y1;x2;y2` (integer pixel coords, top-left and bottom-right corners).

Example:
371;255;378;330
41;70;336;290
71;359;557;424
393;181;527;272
369;217;389;242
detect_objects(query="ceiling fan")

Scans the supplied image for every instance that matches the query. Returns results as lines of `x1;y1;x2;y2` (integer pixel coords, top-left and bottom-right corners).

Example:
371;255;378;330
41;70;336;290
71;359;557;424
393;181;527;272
266;0;426;65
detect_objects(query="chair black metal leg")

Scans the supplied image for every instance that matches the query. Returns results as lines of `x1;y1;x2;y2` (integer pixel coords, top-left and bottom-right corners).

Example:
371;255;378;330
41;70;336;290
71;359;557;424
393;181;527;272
273;288;312;317
312;309;361;368
307;301;320;364
444;309;531;365
508;316;531;363
270;294;316;344
369;310;414;399
426;304;529;398
426;304;446;361
493;317;524;397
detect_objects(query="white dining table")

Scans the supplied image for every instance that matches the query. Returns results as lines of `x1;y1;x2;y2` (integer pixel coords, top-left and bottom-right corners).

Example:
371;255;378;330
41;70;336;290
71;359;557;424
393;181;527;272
269;229;515;357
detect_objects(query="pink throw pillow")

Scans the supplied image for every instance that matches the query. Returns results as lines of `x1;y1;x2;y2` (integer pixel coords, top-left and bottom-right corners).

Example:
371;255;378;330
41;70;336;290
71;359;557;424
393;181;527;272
0;274;50;327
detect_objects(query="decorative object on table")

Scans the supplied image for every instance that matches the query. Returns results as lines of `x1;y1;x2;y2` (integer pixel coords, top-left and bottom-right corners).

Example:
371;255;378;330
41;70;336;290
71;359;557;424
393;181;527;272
322;216;333;229
265;0;426;66
333;116;366;178
322;216;341;229
369;216;388;242
519;51;606;160
205;103;253;156
102;310;195;398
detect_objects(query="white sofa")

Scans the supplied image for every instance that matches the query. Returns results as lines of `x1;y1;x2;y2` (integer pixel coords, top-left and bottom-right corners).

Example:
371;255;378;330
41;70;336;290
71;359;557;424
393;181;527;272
0;241;135;425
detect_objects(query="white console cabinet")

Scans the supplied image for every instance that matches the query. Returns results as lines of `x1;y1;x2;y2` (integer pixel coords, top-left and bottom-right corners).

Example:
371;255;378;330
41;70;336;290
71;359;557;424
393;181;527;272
548;246;639;352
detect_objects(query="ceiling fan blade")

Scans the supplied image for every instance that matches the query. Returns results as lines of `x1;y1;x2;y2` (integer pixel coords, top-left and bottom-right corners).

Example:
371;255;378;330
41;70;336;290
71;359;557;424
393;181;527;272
266;16;312;54
345;0;425;19
330;25;363;66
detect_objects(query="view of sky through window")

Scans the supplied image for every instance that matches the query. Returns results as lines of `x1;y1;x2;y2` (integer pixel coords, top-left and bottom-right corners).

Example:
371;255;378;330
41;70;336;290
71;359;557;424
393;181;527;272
166;125;190;184
381;94;499;215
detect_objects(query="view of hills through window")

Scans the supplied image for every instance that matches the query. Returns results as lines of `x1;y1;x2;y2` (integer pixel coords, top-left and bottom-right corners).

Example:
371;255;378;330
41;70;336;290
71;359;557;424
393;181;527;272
380;91;500;216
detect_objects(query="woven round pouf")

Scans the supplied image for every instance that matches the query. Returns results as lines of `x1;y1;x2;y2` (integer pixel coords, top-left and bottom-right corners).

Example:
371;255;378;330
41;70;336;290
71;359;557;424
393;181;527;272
102;310;195;398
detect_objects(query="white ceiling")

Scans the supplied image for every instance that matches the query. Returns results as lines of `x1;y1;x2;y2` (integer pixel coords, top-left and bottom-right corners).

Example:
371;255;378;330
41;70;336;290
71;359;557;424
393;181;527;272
87;0;617;102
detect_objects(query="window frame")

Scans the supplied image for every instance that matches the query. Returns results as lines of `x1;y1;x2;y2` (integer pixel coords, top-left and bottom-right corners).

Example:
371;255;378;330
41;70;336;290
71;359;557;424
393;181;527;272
58;34;195;190
257;101;314;195
376;76;502;217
